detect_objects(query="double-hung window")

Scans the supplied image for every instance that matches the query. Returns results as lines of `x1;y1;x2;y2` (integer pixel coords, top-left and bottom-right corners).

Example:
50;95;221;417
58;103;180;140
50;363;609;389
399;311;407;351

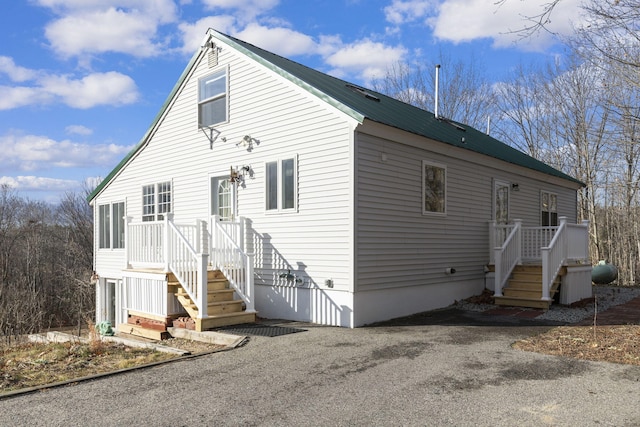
266;157;297;212
422;160;446;215
198;68;228;127
98;202;125;249
541;191;558;226
142;181;172;221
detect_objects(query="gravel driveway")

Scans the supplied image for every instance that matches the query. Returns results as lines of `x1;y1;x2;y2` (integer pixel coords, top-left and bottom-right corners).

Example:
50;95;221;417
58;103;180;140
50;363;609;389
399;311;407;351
1;307;639;426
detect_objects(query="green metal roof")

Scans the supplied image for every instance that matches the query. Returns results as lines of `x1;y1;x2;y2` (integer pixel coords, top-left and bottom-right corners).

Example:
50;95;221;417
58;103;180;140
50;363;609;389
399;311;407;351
89;30;583;202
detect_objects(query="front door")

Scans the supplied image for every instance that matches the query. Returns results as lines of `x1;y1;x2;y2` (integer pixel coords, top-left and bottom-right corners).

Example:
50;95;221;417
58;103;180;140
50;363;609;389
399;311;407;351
211;175;236;221
494;180;510;224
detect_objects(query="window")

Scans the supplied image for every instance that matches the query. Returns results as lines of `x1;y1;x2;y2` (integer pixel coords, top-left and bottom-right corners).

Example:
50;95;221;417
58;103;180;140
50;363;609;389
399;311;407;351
142;181;171;221
198;68;227;127
266;157;297;212
422;161;446;214
541;191;558;226
99;202;125;249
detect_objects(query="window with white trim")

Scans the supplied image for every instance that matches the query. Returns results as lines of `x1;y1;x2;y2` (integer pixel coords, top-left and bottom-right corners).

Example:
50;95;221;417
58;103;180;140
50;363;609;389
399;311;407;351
142;181;171;221
541;191;558;226
422;161;446;215
198;68;228;127
98;202;125;249
266;157;297;212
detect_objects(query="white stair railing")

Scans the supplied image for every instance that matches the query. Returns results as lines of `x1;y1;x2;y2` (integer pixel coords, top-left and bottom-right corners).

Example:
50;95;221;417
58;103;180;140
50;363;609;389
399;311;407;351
165;215;209;318
211;215;255;312
493;219;522;297
541;217;568;301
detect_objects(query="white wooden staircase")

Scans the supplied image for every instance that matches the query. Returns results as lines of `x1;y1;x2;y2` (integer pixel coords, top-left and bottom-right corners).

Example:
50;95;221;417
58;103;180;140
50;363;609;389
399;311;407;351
169;270;256;331
493;265;565;310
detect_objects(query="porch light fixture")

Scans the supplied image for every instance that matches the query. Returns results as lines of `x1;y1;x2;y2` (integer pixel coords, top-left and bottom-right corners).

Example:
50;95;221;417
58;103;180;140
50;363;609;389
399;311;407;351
511;183;520;191
236;135;256;151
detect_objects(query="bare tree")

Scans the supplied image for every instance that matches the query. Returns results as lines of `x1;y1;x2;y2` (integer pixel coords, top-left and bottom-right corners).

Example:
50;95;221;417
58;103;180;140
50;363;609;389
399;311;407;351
372;54;498;130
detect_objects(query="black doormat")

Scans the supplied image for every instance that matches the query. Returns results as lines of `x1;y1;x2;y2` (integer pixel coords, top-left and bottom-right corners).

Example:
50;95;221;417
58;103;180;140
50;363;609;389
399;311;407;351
216;323;307;337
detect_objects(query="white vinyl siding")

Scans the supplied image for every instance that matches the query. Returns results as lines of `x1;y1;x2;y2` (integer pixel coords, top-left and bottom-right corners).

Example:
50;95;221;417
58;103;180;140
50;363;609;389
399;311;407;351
355;131;578;292
93;39;355;298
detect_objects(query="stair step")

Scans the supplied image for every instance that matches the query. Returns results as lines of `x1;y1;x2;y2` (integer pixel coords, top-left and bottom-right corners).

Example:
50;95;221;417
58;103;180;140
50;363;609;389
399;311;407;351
494;296;551;310
196;311;258;331
175;288;235;303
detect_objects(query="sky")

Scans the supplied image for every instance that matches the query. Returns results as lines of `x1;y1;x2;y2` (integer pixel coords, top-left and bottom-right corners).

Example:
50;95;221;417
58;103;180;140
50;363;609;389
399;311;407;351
0;0;585;202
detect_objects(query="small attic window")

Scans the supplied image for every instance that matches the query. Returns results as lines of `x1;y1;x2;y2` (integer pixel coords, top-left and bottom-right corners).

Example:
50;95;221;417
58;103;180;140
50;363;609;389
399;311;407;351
346;84;380;102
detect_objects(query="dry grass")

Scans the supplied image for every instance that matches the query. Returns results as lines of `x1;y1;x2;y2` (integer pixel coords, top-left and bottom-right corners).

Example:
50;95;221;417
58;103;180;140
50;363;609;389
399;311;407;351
0;335;225;394
513;324;640;365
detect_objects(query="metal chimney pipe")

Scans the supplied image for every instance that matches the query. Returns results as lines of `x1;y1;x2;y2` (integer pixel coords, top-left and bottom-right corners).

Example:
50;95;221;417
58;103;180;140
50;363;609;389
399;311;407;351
434;64;440;119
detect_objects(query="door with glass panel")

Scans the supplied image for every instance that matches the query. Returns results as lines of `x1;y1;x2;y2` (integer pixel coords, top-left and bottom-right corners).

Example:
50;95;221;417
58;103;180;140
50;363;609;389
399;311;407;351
211;176;236;221
494;180;510;224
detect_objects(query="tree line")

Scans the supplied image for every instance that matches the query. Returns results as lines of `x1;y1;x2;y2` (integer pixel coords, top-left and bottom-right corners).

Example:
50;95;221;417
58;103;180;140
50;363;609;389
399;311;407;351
0;186;94;341
374;0;640;284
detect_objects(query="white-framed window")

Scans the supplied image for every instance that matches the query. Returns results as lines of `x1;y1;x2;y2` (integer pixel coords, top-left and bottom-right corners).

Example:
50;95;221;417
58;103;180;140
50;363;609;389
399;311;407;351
541;191;558;226
422;160;446;215
98;201;125;249
266;156;297;212
142;181;172;222
198;68;228;127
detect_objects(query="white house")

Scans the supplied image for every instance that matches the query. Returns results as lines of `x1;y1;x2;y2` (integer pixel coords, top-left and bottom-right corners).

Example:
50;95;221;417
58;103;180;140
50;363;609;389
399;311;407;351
89;29;590;332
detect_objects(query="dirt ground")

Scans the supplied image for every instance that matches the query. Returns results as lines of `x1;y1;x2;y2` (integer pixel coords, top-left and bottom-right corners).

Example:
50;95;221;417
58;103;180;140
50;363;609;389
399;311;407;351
513;324;640;365
0;336;225;393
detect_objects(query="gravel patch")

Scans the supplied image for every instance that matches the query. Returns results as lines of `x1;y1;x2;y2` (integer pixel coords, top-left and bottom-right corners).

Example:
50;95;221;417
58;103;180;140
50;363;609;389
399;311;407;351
457;286;640;323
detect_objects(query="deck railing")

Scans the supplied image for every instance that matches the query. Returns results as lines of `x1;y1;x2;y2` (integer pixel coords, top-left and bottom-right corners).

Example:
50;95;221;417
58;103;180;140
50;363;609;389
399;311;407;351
125;215;253;318
211;216;254;312
490;217;590;300
493;219;522;297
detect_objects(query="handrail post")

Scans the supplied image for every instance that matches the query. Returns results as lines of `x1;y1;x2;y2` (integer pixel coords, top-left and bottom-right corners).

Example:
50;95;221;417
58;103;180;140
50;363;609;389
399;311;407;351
246;252;255;311
124;216;132;269
163;213;173;273
212;215;219;268
541;247;551;300
494;247;503;297
488;220;496;265
514;219;523;265
197;251;209;318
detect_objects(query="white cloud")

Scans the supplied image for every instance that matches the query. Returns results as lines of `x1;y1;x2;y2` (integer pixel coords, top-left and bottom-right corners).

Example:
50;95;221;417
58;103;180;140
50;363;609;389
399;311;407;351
0;132;133;172
324;39;408;82
35;0;178;58
0;58;139;110
235;23;317;57
39;72;139;108
65;125;93;136
430;0;584;50
201;0;280;20
178;15;238;54
0;56;39;82
0;175;80;192
384;0;436;25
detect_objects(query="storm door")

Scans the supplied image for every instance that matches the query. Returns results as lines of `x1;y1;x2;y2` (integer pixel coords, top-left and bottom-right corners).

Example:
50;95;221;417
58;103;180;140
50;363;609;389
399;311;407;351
494;180;510;224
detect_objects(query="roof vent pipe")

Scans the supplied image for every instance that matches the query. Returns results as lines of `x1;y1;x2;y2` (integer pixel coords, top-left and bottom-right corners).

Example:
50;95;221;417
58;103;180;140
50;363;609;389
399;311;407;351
434;64;440;119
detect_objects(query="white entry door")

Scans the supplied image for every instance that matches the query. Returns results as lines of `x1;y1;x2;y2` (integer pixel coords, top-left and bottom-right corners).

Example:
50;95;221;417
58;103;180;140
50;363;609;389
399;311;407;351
211;175;236;221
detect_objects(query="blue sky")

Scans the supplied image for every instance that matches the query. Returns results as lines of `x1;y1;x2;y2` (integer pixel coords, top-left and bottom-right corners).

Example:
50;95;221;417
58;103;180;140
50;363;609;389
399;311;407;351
0;0;584;202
